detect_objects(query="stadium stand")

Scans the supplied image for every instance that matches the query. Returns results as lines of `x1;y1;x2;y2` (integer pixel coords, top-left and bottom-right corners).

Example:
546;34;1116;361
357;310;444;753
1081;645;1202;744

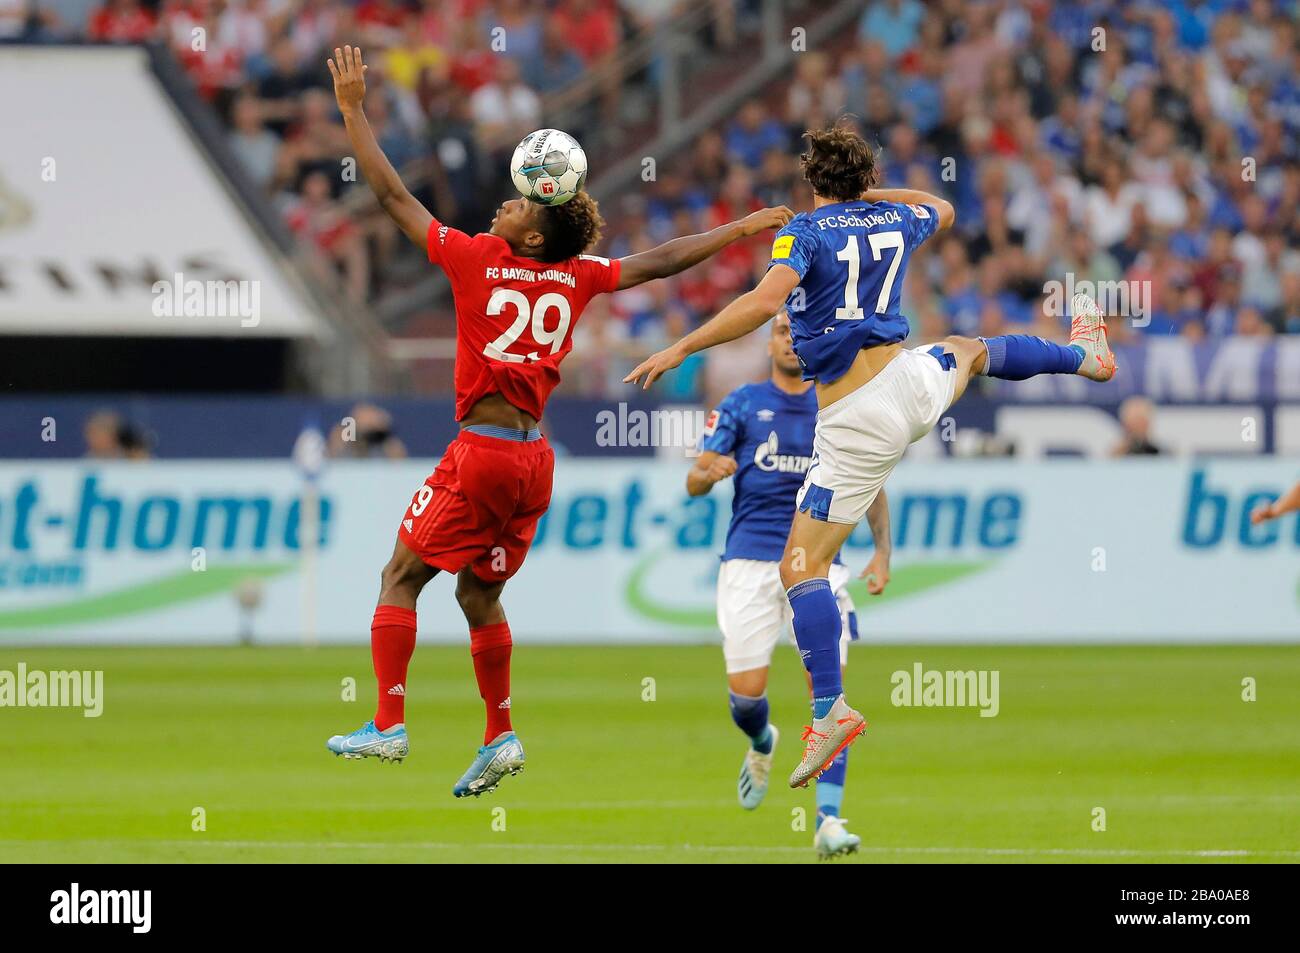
6;0;1298;408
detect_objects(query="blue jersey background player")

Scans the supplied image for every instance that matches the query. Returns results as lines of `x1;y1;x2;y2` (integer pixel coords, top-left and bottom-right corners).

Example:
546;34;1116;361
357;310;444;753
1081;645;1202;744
687;312;890;858
629;122;1115;788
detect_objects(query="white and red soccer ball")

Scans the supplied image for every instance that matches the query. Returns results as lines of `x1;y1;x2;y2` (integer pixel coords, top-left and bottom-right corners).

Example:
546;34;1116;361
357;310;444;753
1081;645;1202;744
510;128;588;206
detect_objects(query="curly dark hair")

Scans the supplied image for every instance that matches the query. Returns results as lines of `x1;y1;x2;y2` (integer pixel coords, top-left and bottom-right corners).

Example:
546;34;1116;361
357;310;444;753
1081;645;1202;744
799;123;879;202
534;191;604;263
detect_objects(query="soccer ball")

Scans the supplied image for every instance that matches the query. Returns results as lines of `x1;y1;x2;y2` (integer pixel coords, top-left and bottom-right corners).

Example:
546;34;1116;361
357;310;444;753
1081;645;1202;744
510;129;588;205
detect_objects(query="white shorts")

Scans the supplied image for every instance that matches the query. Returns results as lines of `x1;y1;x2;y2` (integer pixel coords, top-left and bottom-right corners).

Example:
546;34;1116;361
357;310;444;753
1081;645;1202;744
717;559;857;674
795;344;958;525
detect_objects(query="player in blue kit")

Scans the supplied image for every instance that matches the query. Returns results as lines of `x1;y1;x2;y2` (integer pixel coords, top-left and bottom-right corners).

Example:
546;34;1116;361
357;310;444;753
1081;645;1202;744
688;313;891;858
628;123;1115;788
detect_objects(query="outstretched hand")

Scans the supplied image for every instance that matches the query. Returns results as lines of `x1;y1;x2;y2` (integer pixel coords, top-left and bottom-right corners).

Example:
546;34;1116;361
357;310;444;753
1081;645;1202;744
624;343;688;389
739;206;795;236
327;45;368;112
1250;501;1278;525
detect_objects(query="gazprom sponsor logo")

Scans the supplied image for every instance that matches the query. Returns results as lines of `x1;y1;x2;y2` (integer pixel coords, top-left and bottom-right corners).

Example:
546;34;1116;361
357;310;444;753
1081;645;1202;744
753;432;812;474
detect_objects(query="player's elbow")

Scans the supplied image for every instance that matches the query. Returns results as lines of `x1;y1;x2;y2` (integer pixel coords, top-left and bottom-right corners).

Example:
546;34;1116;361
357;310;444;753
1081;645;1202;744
378;187;415;215
934;198;956;231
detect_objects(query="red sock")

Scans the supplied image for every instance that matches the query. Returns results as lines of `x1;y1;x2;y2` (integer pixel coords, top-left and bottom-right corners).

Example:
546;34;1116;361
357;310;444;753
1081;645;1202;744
371;605;417;731
470;621;513;744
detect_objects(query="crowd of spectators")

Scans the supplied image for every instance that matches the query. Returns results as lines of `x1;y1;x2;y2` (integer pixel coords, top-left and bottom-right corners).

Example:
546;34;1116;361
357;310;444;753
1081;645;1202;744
10;0;1298;407
569;0;1300;404
11;0;652;302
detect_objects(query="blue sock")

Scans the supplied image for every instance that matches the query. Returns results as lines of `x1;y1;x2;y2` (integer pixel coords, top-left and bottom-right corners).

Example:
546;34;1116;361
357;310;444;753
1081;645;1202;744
728;692;772;752
815;748;848;827
788;578;842;715
980;335;1083;380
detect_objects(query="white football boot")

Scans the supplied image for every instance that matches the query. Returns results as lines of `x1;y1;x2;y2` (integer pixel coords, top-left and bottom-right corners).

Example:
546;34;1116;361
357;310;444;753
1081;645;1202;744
814;815;861;859
789;696;867;788
1069;292;1117;382
738;725;779;810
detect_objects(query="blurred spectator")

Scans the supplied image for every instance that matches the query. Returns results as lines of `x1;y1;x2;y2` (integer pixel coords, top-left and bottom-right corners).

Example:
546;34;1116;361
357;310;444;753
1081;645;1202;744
84;410;152;460
256;36;323;137
0;0;62;39
1111;397;1161;457
328;403;408;459
228;94;280;191
285;169;369;303
524;16;586;94
554;0;618;64
87;0;154;43
858;0;924;61
469;57;541;155
726;99;788;170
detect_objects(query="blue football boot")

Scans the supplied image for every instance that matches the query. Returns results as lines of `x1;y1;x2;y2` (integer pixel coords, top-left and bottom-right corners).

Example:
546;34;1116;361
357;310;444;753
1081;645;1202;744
326;720;409;763
452;731;525;797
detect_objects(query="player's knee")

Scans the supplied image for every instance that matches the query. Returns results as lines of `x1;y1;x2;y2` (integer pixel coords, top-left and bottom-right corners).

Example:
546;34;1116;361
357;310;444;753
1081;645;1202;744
950;335;991;362
779;538;833;588
943;335;979;358
379;553;424;599
454;573;504;626
779;557;823;590
728;669;768;698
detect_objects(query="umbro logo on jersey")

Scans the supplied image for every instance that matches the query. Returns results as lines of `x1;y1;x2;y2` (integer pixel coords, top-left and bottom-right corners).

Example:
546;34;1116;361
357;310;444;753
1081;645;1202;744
388;684;405;696
403;518;414;532
498;697;512;710
757;408;775;421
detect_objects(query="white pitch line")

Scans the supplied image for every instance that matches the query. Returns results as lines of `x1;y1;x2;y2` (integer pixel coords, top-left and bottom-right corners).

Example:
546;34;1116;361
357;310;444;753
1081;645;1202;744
5;839;1299;859
25;793;1300;815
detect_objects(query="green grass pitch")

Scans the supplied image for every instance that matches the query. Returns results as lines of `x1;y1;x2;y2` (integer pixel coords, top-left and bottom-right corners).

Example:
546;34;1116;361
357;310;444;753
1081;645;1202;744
2;644;1298;863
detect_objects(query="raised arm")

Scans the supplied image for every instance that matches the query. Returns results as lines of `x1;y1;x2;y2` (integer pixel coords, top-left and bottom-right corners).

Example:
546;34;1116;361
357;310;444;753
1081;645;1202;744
327;46;432;248
862;187;955;232
616;206;793;290
624;264;800;388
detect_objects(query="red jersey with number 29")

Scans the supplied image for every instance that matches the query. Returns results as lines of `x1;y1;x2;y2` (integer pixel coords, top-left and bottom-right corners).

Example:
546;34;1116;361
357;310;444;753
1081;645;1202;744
427;218;621;421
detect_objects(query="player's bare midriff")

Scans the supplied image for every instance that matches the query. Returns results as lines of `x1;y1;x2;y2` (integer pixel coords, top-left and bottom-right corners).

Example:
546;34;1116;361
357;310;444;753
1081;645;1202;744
461;391;539;432
814;341;904;409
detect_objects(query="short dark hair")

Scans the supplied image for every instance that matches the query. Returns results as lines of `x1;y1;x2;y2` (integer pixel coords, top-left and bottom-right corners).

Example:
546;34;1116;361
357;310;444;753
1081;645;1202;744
535;192;604;263
799;123;879;201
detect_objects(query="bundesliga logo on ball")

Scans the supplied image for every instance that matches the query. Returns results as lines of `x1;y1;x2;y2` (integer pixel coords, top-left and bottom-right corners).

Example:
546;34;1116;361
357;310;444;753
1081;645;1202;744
510;128;587;206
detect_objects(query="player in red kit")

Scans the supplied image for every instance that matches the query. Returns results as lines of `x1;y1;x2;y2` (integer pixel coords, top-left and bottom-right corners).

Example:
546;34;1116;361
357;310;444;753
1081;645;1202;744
322;46;793;796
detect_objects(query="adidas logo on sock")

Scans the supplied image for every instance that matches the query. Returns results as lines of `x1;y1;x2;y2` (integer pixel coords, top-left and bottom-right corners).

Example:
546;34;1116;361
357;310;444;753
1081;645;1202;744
498;696;511;710
387;684;405;696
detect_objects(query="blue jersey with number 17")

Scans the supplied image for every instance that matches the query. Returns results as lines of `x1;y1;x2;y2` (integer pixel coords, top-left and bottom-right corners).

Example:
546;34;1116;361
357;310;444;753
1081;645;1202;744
767;200;940;383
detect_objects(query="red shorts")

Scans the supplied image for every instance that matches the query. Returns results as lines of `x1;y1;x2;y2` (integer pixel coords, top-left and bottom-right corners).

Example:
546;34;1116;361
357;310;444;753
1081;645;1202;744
397;429;555;582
